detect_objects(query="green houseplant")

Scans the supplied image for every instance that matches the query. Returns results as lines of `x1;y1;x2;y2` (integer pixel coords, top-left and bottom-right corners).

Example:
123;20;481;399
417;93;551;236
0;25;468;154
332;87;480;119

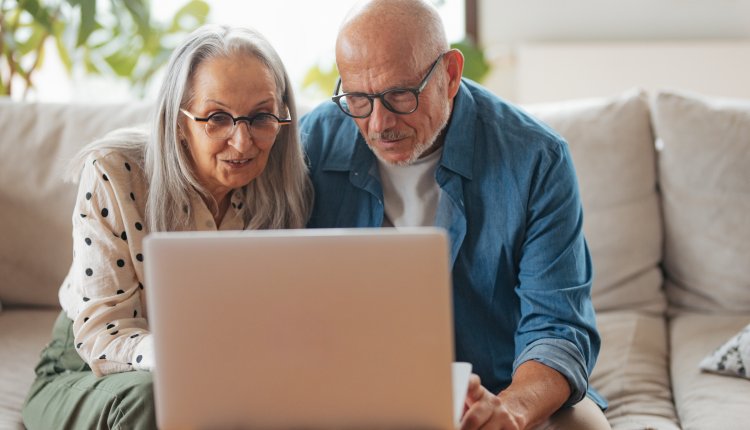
0;0;209;98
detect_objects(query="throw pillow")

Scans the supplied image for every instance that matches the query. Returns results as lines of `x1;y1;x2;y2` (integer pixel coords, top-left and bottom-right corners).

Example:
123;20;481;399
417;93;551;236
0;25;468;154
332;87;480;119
700;324;750;378
652;91;750;313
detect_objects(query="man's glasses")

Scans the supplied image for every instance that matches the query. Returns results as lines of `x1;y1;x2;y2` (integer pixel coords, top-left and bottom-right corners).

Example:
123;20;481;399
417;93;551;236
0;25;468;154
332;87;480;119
180;108;291;141
332;52;447;119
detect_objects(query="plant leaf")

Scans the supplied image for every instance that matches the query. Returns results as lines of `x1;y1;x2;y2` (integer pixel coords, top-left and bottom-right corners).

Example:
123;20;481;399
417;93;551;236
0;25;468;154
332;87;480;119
6;54;30;80
83;49;101;74
302;63;339;99
170;0;209;33
76;0;97;46
451;39;490;83
104;49;139;77
135;47;171;85
120;0;151;39
54;34;73;73
17;23;47;55
17;0;55;33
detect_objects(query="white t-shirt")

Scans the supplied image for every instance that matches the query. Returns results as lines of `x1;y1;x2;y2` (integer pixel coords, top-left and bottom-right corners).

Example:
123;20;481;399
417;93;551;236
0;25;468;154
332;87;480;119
377;147;443;227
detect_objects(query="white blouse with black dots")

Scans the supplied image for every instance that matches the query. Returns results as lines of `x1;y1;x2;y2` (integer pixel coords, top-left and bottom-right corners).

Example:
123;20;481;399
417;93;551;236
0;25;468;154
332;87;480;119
59;148;247;377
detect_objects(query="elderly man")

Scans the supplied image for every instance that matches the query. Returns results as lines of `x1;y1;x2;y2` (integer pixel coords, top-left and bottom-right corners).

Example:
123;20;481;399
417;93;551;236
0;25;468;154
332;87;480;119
300;1;610;428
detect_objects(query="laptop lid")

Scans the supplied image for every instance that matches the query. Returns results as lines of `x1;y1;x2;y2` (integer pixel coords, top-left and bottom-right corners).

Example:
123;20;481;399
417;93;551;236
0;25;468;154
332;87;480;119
144;227;456;429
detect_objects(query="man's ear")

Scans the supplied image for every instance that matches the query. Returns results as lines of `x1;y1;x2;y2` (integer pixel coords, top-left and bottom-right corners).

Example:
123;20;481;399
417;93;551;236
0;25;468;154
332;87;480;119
444;48;464;99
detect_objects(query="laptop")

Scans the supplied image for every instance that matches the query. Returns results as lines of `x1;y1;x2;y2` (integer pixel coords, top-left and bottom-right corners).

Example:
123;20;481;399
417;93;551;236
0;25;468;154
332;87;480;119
143;227;469;429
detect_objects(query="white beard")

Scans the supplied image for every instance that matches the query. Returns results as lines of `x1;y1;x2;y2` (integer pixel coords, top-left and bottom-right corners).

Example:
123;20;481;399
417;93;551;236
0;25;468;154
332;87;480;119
373;100;452;167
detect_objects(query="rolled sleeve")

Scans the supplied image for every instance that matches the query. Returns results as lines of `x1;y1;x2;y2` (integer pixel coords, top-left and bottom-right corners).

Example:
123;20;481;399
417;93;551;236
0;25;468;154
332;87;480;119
131;334;155;371
513;338;588;407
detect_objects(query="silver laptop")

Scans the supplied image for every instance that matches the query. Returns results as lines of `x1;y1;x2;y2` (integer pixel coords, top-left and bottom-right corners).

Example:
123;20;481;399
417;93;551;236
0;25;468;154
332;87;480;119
143;227;460;429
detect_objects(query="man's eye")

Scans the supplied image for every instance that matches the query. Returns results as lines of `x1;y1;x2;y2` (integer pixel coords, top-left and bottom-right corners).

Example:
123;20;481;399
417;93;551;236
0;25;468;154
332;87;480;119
387;90;413;102
346;96;369;108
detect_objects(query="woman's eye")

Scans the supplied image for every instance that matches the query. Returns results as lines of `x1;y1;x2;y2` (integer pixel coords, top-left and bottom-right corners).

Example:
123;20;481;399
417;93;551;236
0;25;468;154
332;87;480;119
253;114;276;126
208;113;233;126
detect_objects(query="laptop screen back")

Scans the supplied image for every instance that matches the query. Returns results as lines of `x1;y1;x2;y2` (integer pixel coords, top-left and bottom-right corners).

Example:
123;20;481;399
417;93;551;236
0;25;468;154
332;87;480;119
144;227;455;429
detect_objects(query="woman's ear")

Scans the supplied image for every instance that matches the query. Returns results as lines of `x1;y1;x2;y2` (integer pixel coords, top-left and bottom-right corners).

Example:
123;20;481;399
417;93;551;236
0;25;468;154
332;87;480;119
177;121;187;142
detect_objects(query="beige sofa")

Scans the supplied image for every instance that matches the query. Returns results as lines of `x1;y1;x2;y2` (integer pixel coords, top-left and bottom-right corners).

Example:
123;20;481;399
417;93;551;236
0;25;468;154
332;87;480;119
1;89;748;429
0;101;152;430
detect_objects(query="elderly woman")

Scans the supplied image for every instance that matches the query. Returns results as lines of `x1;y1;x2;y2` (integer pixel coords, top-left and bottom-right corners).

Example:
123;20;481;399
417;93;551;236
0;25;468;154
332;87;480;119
22;25;312;429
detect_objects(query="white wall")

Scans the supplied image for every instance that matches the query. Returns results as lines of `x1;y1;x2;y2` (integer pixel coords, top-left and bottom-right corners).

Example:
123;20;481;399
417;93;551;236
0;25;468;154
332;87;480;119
477;0;750;102
479;0;750;43
516;41;750;103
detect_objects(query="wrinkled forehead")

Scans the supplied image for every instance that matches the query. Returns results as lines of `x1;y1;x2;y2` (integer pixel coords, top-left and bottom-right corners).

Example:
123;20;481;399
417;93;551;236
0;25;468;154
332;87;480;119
336;32;430;93
338;58;425;94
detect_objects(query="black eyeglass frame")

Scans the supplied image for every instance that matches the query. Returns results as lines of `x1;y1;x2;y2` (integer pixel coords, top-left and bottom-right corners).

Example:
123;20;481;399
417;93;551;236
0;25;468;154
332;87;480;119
180;108;292;140
331;51;447;119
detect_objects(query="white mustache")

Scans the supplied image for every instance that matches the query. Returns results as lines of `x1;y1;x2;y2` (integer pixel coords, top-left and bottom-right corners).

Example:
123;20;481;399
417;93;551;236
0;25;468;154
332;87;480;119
369;130;412;141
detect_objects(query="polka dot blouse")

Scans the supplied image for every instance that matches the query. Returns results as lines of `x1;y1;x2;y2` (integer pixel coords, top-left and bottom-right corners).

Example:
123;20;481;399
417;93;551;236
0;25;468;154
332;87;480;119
59;149;247;377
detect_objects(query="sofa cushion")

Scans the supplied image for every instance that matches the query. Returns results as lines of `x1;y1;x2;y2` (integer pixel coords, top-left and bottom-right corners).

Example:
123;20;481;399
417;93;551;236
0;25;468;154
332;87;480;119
0;308;60;429
0;101;151;307
525;90;665;313
591;311;678;430
652;91;750;313
670;312;750;430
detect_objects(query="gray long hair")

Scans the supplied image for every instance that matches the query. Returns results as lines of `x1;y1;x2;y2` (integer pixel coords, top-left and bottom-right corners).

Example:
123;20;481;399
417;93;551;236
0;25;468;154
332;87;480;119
69;25;313;232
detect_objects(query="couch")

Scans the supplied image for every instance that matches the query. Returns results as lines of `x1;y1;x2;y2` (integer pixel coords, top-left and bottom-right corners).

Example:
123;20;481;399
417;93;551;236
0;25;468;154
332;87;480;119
1;89;748;429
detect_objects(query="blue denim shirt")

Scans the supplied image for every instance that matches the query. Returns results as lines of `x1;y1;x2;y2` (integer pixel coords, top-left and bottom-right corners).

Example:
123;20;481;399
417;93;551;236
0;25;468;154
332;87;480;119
300;79;605;409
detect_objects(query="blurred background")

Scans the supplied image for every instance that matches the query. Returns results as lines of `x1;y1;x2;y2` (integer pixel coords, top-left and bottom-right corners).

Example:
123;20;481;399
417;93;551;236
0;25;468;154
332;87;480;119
0;0;468;107
2;0;749;106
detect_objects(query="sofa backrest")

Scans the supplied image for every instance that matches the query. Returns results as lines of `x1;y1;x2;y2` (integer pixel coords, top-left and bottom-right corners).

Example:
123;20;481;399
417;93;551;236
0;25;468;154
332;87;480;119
652;92;750;313
527;89;750;316
3;91;748;315
525;90;666;314
0;100;152;308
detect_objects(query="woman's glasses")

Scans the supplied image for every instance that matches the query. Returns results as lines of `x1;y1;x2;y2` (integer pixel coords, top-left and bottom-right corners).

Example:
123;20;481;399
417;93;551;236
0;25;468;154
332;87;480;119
180;108;291;141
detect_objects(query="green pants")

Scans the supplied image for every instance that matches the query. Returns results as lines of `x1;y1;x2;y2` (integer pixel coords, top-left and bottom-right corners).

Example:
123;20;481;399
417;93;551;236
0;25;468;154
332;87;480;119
23;311;156;430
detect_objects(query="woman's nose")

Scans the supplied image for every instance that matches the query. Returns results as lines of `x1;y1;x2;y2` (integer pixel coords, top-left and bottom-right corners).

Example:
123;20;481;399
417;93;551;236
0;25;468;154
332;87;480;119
228;121;253;151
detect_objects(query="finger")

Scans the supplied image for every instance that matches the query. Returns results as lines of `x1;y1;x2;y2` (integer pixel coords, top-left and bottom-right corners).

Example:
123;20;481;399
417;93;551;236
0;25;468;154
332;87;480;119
464;374;484;405
460;407;490;430
460;396;494;430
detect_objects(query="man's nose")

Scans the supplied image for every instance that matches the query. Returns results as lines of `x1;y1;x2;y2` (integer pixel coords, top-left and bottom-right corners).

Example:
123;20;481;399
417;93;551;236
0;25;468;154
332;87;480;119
368;99;397;132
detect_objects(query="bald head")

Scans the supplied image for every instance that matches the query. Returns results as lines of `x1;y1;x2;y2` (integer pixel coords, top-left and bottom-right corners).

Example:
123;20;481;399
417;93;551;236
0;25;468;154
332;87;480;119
333;0;464;166
336;0;448;71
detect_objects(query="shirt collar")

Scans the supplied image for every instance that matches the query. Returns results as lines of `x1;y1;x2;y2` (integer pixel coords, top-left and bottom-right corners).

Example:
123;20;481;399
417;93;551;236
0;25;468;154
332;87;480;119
439;80;476;180
190;188;246;231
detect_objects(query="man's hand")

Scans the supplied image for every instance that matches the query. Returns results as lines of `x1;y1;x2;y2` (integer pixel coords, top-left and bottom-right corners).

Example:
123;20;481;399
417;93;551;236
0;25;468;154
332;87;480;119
460;374;526;430
459;361;571;430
